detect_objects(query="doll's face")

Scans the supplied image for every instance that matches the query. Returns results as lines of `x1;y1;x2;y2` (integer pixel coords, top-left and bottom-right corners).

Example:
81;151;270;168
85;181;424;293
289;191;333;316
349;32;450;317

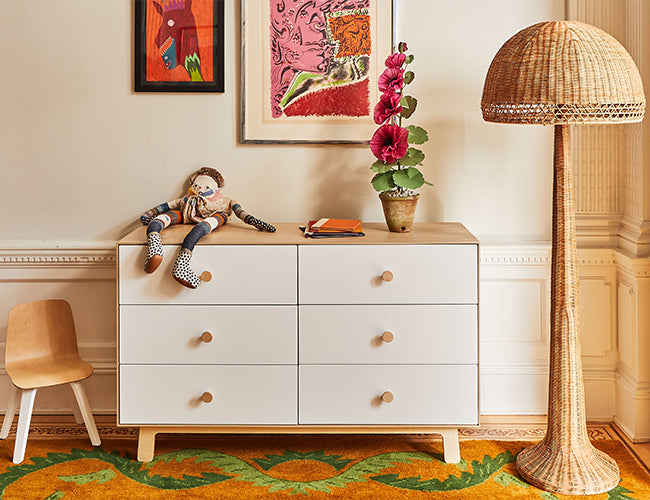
189;174;220;197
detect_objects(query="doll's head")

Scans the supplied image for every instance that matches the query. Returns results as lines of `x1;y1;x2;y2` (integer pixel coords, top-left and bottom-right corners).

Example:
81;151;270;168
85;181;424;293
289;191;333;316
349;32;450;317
188;167;224;197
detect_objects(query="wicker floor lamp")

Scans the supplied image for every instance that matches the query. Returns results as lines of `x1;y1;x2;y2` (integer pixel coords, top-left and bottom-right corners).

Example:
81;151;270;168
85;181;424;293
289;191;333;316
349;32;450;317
481;21;645;495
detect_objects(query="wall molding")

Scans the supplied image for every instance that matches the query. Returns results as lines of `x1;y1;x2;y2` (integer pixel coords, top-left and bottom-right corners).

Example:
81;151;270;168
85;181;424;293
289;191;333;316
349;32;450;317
480;245;550;265
0;242;636;422
0;249;115;267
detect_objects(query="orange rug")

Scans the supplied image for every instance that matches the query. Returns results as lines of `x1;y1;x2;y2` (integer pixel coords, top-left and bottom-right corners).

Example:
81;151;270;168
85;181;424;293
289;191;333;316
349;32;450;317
0;435;648;499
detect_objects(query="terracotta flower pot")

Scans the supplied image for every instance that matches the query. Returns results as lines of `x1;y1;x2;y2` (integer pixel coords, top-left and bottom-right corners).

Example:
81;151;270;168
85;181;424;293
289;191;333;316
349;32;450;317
379;192;420;232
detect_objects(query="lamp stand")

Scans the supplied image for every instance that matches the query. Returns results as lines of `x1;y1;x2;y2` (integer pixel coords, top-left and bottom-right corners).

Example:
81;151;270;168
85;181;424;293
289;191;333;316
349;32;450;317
516;124;619;495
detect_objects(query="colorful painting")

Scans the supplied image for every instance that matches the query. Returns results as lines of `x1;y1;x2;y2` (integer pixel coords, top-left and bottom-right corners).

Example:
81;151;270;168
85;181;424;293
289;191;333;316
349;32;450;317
241;0;393;143
135;0;224;92
269;0;371;118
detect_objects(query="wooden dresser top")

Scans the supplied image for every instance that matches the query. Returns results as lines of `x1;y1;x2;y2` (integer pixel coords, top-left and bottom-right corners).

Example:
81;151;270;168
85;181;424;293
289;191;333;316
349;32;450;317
117;222;479;246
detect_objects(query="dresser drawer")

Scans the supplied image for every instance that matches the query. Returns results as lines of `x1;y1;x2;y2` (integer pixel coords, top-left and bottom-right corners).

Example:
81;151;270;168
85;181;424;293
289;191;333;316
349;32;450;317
119;365;297;425
298;245;477;304
299;305;477;364
119;244;297;305
120;305;297;364
299;365;478;425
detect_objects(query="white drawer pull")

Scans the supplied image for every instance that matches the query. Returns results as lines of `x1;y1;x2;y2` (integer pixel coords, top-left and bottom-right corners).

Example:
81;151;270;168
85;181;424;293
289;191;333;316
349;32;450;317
200;270;213;282
200;392;213;404
381;331;394;343
381;391;394;403
200;331;213;343
381;271;394;282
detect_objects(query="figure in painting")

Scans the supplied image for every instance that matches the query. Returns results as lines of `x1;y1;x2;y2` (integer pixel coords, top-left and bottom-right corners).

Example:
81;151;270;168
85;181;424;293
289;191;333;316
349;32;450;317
152;0;203;81
269;0;372;118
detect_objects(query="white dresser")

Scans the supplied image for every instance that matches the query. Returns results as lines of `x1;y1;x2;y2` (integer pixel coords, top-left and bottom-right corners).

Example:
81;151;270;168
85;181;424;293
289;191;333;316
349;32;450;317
117;222;479;462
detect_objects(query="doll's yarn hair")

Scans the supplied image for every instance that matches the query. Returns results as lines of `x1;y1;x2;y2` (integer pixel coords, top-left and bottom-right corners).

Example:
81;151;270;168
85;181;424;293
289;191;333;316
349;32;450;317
190;167;225;189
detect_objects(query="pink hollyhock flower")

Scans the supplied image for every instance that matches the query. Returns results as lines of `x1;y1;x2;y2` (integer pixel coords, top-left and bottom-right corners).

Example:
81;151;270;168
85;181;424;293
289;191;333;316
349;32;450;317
378;67;404;93
370;124;409;164
385;52;406;69
373;91;403;124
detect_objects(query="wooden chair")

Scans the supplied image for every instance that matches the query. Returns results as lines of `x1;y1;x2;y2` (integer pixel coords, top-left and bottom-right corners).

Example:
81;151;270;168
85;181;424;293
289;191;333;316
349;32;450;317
0;299;101;463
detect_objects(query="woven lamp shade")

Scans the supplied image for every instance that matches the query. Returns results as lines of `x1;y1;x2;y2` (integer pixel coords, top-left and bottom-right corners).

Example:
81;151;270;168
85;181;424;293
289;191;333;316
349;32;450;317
482;21;645;125
481;21;644;496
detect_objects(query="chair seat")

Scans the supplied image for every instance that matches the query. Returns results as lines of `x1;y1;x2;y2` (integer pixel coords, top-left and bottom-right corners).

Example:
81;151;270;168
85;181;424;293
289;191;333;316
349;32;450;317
7;355;93;389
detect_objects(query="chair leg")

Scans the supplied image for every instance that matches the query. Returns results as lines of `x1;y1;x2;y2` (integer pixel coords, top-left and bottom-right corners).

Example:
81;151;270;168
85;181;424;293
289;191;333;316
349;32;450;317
67;385;84;424
69;382;101;446
0;385;19;439
13;388;37;464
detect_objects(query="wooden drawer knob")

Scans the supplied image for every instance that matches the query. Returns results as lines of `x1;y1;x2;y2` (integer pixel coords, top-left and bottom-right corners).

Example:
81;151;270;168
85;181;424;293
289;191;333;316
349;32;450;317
381;331;394;343
381;391;394;403
200;331;213;343
381;271;394;282
200;392;213;404
200;271;213;282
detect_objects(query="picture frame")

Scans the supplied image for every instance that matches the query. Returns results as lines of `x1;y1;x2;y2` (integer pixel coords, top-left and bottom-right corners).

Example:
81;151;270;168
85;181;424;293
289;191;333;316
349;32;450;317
241;0;394;143
134;0;224;92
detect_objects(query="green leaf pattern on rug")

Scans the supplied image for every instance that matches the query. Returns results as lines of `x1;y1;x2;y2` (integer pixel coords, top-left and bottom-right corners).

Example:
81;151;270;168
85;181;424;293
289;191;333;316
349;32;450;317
44;491;65;500
494;471;530;489
607;485;637;499
252;450;353;471
370;451;516;491
0;447;640;498
59;467;115;485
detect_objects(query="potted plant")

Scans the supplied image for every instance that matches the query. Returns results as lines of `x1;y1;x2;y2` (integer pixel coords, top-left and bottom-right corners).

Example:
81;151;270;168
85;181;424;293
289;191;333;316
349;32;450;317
370;42;432;232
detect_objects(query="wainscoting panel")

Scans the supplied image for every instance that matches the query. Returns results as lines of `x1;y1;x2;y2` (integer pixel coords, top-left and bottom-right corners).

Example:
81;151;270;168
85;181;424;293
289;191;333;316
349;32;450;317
0;244;642;428
480;246;619;419
0;247;117;414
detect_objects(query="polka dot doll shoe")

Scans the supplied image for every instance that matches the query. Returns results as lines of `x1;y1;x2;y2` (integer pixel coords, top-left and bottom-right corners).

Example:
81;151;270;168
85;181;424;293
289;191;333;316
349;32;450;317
172;248;201;289
144;232;164;274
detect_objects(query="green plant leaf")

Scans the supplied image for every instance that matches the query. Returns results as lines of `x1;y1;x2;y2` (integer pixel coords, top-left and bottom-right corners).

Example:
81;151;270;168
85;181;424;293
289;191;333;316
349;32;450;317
399;148;425;167
393;168;425;189
407;125;428;145
372;171;395;192
405;54;414;64
400;96;417;119
371;159;395;173
404;71;415;85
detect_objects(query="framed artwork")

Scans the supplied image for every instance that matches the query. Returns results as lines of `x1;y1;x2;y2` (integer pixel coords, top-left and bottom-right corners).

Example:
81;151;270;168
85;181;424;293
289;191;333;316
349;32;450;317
135;0;224;92
241;0;394;143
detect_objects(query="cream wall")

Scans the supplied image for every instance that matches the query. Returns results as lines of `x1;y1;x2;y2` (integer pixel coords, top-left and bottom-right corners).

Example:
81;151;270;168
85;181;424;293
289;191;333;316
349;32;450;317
0;0;589;420
0;0;562;244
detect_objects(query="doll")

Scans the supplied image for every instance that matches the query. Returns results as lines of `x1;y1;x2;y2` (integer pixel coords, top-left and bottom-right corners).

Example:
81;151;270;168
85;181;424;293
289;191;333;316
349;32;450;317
139;167;276;288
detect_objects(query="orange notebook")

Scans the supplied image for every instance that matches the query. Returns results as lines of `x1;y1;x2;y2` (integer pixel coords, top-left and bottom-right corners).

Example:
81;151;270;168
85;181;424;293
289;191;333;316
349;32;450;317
309;218;363;232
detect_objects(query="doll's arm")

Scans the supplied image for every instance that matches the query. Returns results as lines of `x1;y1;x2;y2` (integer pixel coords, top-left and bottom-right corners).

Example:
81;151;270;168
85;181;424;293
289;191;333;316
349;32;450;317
232;201;276;232
139;199;182;225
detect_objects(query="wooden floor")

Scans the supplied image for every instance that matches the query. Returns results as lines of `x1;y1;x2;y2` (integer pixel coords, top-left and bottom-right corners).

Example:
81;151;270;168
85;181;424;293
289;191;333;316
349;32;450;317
10;414;650;475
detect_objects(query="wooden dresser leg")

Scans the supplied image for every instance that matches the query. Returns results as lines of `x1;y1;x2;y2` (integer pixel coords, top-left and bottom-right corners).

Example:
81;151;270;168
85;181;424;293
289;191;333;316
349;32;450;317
137;427;157;462
438;428;461;464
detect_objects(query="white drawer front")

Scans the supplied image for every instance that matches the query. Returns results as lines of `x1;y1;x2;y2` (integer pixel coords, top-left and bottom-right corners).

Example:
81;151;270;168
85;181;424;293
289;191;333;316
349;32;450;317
299;305;477;364
120;305;297;364
119;245;297;305
120;365;297;425
298;245;477;304
299;365;478;425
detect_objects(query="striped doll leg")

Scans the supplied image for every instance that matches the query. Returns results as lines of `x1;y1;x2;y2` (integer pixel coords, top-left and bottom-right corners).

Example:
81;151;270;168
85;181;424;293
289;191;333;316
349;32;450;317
233;204;276;232
172;214;227;289
144;210;182;273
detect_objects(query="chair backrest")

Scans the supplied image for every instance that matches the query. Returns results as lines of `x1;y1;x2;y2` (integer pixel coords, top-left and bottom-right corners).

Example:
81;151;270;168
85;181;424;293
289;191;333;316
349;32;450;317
6;299;81;368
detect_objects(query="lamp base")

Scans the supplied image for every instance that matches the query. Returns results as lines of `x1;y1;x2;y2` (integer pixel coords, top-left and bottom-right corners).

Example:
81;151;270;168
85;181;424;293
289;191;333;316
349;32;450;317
517;437;620;495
